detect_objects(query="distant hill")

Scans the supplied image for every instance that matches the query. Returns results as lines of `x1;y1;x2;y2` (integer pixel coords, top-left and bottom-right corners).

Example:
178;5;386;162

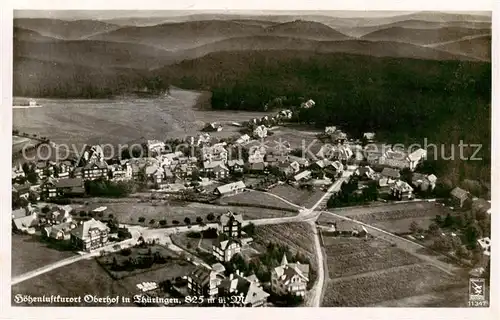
434;35;491;61
361;26;491;45
339;19;491;37
175;36;476;64
14;39;174;70
89;20;266;50
13;18;120;40
264;20;350;40
13;27;59;42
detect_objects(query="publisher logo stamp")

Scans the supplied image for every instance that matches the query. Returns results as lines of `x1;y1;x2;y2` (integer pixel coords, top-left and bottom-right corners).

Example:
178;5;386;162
469;278;486;302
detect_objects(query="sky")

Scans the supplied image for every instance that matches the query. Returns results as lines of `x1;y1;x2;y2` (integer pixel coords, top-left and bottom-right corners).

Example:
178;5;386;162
14;10;491;20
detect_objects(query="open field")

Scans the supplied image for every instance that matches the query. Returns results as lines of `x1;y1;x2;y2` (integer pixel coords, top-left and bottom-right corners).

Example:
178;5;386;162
73;200;295;227
328;201;452;234
220;190;300;212
254;222;316;263
268;184;325;208
11;258;133;306
322;263;466;307
11;234;77;277
322;236;422;279
13;88;266;149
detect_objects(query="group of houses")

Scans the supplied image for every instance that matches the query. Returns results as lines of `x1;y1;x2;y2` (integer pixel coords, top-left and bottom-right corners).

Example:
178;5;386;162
184;211;309;306
12;202;110;252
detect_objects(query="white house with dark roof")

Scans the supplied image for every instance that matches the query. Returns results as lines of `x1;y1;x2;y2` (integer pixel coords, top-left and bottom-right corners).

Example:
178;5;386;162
390;180;414;200
293;170;311;182
218;211;244;238
219;271;269;307
271;255;310;297
407;148;427;171
477;237;491;256
212;237;242;262
214;181;246;197
187;265;224;298
70;218;109;252
412;173;437;192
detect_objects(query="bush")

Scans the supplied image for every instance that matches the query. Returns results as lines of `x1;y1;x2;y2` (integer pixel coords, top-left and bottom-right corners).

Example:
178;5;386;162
196;217;203;224
149;219;156;224
184;217;191;225
138;217;146;223
172;220;180;225
159;220;167;226
206;213;215;221
120;248;132;256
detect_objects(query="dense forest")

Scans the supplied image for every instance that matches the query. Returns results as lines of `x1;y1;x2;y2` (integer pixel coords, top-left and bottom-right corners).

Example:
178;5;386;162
156;51;491;184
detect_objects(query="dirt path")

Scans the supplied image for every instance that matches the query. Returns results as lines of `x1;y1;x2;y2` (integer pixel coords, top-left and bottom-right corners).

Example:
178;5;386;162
307;221;325;307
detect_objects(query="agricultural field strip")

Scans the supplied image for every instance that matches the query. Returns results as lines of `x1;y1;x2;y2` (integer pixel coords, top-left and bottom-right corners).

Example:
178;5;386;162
322;263;458;307
324;243;422;278
328;262;428;283
254;223;315;259
320;211;458;276
346;207;449;223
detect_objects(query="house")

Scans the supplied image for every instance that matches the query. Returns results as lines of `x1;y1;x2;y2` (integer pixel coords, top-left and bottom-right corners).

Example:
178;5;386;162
278;109;293;119
46;205;73;225
70;218;110;252
271;255;309;297
324;126;336;135
300;99;315;109
214;181;246;197
218;211;244;238
146;140;165;156
354;166;375;180
411;173;437;192
219;271;269;307
390;180;414;200
172;164;194;180
253;125;268;139
450;187;470;208
212;237;242;262
82;161;108;180
235;134;251;145
477;237;491;256
82;145;105;163
13;183;31;199
12;163;25;179
43;178;85;199
265;153;289;166
12;206;38;233
187;265;224;298
201;145;228;163
407;148;427;171
203;122;223;132
152;167;165;184
289;161;301;173
378;149;411;170
248;148;266;164
203;161;229;179
379;168;401;187
43;221;77;240
293;170;311;182
288;156;309;168
316;144;353;161
227;159;245;173
34;161;53;179
363;132;376;143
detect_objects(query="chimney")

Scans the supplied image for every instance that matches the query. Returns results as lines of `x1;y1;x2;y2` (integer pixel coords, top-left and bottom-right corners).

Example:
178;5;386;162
229;273;234;280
